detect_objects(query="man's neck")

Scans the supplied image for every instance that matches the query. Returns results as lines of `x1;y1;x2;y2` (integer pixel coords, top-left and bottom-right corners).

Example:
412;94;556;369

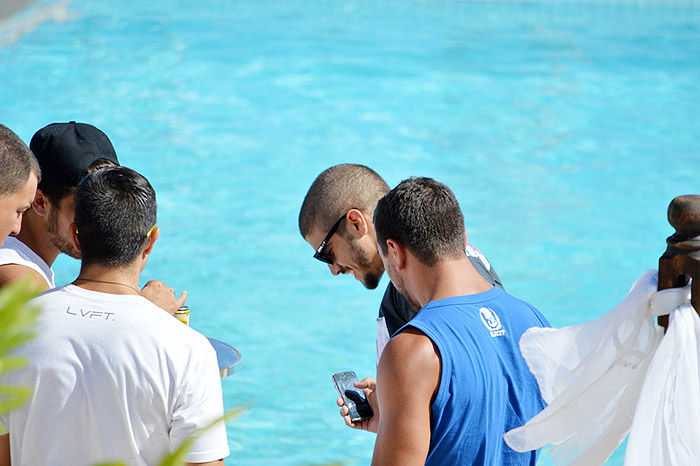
414;257;493;308
15;212;60;266
74;264;142;295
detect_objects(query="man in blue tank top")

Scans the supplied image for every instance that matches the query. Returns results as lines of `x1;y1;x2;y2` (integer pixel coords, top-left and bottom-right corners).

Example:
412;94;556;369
341;177;549;465
299;164;504;366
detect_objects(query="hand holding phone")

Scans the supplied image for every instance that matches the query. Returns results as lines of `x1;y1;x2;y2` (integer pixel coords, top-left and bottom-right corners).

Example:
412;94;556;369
332;371;374;422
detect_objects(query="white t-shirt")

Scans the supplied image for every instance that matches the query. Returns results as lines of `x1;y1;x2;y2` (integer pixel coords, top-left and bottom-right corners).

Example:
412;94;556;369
0;236;55;288
0;285;230;466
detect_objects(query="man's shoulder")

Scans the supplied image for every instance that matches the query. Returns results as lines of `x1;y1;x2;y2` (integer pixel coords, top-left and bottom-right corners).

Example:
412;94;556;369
380;327;440;384
0;238;25;264
0;238;54;288
490;289;550;328
412;289;549;342
31;284;80;302
386;326;434;353
0;237;31;256
0;264;49;290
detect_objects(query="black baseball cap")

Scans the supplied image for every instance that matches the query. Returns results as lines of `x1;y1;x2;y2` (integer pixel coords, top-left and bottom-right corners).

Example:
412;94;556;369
29;121;120;187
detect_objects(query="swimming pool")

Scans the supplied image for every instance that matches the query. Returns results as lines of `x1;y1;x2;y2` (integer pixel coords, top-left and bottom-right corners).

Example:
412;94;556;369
1;1;699;464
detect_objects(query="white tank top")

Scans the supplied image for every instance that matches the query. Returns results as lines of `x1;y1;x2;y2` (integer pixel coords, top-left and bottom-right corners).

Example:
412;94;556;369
0;237;55;288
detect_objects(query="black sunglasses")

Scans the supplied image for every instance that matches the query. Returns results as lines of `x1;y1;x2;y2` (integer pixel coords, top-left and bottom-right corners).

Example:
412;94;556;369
313;213;348;265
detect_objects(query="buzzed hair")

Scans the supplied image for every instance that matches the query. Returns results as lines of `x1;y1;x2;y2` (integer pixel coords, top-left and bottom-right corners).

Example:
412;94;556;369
299;164;390;238
0;124;40;197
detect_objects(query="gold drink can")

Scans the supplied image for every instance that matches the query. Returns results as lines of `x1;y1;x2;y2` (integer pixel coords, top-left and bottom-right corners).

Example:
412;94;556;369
175;305;190;325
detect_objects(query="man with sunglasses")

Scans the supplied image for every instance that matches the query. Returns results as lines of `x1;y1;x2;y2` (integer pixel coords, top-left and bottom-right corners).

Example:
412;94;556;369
299;163;503;363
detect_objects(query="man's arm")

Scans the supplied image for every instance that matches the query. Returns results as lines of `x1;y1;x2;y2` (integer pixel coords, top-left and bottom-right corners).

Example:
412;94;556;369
371;327;441;466
0;433;10;466
0;265;49;291
186;461;224;466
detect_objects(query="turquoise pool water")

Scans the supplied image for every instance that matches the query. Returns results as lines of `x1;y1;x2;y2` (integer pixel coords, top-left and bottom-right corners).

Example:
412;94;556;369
1;1;699;464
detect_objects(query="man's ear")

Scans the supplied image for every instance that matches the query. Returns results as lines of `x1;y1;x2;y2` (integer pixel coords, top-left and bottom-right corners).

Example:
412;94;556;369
142;226;160;257
31;189;48;216
70;223;81;254
345;208;369;238
385;238;407;270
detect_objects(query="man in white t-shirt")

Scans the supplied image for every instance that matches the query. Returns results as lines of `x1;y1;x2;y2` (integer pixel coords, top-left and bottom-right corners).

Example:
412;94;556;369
0;125;39;246
0;166;230;466
0;122;186;311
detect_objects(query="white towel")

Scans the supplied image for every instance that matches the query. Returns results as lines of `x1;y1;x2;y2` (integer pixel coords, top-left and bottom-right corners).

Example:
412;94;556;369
625;302;700;465
504;270;693;466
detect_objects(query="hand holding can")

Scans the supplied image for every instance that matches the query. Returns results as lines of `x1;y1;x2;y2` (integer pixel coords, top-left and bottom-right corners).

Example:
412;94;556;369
175;305;190;325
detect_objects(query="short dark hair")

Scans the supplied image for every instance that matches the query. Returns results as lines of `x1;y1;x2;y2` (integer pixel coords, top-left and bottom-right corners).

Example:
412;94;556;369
0;124;40;197
74;166;157;267
374;177;465;266
299;164;390;238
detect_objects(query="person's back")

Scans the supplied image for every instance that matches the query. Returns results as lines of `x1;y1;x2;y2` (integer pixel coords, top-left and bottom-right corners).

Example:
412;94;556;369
402;287;548;465
0;166;228;466
3;284;224;466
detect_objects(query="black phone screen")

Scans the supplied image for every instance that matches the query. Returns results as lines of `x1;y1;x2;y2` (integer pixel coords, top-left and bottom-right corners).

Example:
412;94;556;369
332;371;373;421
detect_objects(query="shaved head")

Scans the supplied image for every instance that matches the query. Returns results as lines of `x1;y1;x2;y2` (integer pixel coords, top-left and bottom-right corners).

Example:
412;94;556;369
299;164;390;237
0;124;40;197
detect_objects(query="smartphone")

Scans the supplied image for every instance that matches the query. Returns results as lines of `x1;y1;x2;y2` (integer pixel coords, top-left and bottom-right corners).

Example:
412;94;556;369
332;370;374;422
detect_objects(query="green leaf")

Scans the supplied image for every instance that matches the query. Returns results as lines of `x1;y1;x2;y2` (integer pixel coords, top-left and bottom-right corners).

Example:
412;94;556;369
0;278;41;417
0;356;30;376
0;385;31;413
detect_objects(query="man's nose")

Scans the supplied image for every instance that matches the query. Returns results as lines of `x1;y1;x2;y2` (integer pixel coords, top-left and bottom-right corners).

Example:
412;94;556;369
11;214;23;236
328;263;341;276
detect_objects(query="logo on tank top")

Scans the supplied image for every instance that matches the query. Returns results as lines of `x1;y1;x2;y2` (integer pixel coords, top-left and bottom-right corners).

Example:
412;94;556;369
479;307;505;337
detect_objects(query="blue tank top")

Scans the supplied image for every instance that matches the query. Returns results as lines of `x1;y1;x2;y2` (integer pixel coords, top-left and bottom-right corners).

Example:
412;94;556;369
396;286;549;466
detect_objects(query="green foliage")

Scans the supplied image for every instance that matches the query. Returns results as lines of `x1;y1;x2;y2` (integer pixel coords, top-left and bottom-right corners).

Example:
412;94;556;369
0;278;41;417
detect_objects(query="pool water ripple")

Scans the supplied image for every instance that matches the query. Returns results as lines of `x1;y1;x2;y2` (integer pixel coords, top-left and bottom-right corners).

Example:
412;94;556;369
1;1;699;464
